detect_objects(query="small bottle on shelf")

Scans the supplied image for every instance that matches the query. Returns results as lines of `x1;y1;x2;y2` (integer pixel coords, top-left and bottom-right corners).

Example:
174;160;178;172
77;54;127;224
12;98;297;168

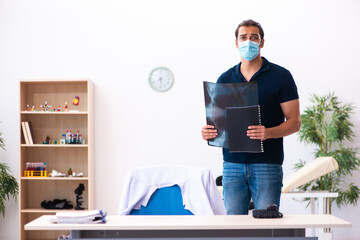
65;130;69;144
76;130;80;144
71;134;75;144
68;168;73;177
60;134;66;144
69;130;72;143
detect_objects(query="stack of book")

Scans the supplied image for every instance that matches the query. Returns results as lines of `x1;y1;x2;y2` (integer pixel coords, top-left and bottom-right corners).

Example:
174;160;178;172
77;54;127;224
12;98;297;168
50;210;107;224
21;121;33;144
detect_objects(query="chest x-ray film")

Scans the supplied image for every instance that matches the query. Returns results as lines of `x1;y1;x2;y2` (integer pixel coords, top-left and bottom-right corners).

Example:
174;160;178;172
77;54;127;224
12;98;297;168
203;81;258;148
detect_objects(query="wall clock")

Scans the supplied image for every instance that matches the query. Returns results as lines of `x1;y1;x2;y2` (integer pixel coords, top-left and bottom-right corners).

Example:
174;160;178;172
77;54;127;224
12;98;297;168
148;67;174;92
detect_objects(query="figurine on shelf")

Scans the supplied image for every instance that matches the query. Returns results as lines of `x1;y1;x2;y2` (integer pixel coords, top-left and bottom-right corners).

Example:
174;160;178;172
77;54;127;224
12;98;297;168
40;101;52;112
74;183;85;210
57;105;62;112
72;96;80;106
43;136;51;144
64;101;69;112
26;104;31;112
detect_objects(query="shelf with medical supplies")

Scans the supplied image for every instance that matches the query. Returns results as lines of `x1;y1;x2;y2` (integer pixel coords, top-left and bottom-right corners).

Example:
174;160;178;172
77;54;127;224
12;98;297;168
21;208;89;213
20;116;88;145
21;144;88;147
21;177;89;181
21;111;88;115
19;79;94;240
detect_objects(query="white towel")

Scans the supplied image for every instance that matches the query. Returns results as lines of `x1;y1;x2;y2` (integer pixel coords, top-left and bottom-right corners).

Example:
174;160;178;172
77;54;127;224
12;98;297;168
118;165;226;215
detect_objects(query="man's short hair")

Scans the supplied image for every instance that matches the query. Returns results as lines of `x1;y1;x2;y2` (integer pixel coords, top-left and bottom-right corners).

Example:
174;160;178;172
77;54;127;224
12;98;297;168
235;19;264;40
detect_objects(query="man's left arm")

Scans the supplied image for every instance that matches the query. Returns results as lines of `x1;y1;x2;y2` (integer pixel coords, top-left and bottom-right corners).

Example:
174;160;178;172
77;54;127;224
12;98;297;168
247;99;301;140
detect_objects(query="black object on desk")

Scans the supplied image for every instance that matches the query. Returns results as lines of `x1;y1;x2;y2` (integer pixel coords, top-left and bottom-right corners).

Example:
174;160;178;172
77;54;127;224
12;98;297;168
252;204;283;218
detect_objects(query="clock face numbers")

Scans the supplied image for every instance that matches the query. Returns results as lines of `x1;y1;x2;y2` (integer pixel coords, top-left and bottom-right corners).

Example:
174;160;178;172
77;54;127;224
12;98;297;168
149;67;174;92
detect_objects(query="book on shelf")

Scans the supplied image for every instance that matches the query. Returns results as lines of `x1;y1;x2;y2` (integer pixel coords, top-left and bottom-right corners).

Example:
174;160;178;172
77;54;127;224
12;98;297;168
25;121;34;144
22;121;34;145
21;122;29;145
226;105;264;153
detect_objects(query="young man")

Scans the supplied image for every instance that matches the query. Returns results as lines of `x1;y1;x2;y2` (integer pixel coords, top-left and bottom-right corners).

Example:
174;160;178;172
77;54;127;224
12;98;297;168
201;19;301;215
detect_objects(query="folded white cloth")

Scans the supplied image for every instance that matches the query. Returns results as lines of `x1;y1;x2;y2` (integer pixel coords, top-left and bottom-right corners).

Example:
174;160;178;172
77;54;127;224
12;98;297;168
118;165;226;215
51;210;106;224
50;170;66;177
282;157;339;193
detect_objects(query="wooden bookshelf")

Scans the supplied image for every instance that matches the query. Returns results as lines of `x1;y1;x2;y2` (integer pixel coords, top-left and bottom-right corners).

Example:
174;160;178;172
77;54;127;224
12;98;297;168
19;79;94;240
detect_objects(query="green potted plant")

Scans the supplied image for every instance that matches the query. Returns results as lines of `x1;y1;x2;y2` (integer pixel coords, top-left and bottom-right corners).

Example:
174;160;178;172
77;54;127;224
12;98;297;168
295;92;360;215
0;128;19;217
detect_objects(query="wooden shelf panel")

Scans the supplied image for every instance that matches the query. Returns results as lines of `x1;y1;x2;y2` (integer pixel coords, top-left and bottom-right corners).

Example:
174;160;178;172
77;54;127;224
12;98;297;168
20;147;88;179
21;177;89;181
20;80;89;112
21;113;88;145
20;79;90;83
21;111;88;115
20;181;89;210
21;208;89;213
21;144;88;147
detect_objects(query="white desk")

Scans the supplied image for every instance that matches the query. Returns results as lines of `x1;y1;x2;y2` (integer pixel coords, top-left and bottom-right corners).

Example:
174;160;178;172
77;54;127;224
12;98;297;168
25;214;351;240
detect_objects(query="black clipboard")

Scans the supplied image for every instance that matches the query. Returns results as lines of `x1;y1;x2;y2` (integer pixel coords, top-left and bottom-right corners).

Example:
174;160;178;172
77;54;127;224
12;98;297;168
226;105;264;153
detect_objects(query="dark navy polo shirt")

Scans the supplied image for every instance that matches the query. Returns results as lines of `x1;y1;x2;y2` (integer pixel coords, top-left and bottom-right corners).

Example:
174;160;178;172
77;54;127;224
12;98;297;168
217;57;298;165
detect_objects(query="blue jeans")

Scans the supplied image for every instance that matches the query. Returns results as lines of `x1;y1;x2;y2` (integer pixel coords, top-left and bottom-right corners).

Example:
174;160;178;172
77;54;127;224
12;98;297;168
222;161;283;215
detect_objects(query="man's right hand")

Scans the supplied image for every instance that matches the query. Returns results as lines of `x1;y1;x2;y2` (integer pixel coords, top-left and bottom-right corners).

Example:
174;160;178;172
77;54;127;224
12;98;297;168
201;125;218;140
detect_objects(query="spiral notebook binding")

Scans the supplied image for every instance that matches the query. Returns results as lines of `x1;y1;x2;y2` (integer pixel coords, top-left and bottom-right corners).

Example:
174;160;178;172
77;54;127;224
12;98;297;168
258;105;264;152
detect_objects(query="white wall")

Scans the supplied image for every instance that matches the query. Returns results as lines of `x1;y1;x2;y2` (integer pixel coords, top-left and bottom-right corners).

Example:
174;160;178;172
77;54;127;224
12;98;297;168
0;0;359;239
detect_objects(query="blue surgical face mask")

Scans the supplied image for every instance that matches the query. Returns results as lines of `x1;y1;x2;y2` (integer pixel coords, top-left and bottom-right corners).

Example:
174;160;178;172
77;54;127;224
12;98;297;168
238;40;260;61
